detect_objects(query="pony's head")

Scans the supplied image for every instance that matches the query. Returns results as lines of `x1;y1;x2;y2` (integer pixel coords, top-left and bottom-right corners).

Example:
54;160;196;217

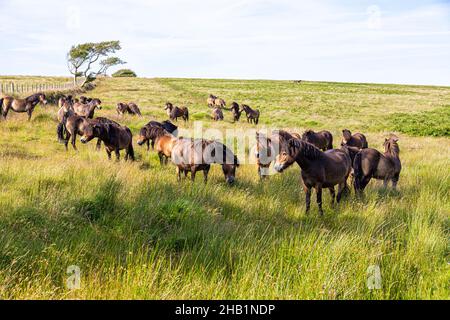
274;138;299;172
91;98;102;109
164;102;173;110
384;135;400;156
80;123;104;144
342;129;352;144
136;126;149;146
38;93;48;105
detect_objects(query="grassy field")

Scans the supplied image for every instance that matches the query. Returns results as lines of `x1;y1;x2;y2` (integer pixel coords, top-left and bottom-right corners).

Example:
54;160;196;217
0;76;449;299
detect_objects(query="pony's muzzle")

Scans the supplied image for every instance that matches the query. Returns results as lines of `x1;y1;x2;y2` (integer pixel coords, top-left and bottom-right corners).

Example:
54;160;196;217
273;164;284;172
226;176;235;184
80;137;88;144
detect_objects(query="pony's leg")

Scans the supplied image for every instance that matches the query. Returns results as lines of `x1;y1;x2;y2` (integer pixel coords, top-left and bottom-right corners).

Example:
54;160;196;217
176;167;181;182
328;187;335;205
27;109;33;121
158;153;164;166
64;132;71;151
315;184;323;215
96;139;102;151
336;182;346;203
147;140;151;151
203;167;210;184
71;132;77;150
304;185;311;214
191;168;197;182
2;104;10;119
392;174;399;190
115;149;120;161
106;149;112;160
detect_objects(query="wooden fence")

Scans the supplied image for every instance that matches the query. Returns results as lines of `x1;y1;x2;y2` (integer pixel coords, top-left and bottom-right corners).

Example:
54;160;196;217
0;82;78;95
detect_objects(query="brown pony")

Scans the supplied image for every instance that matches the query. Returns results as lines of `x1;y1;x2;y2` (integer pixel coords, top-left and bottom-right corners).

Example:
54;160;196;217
353;136;401;194
241;104;259;124
57;114;91;150
341;129;368;149
1;93;47;120
57;100;75;123
73;98;102;119
164;102;189;122
255;130;300;179
80;122;134;161
211;107;224;121
274;139;351;215
138;126;178;165
116;102;142;116
301;130;333;151
171;138;239;184
229;102;242;122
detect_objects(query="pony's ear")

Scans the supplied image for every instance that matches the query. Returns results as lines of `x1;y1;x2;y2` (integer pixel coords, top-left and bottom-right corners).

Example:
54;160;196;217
234;155;240;167
392;136;399;142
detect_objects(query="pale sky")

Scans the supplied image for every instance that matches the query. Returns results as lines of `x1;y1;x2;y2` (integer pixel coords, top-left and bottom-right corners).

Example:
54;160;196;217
1;0;449;85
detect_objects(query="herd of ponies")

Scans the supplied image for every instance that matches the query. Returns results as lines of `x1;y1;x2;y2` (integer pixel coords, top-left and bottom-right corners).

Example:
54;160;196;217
0;92;401;215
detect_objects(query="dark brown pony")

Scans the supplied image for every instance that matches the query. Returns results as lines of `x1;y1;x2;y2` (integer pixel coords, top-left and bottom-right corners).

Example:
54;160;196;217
90;117;121;150
1;93;47;120
255;130;299;179
116;102;142;116
211;107;224;121
164;102;189;122
137;120;178;151
73;98;102;119
274;139;351;215
241;104;259;124
80;122;134;161
353;136;401;194
229;102;242;122
171;138;239;184
301;130;333;151
341;129;368;149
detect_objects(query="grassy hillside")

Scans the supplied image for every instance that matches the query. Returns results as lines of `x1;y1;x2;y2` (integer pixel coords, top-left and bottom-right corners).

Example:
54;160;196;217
0;77;449;299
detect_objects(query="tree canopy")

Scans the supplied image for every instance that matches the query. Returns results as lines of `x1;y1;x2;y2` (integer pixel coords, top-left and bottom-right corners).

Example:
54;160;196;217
112;69;137;78
67;41;125;87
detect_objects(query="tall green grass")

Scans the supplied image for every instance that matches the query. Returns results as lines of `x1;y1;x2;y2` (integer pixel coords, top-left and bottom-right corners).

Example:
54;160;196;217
0;77;449;299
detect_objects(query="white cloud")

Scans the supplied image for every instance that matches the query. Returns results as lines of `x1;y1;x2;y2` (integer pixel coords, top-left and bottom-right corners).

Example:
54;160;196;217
0;0;449;85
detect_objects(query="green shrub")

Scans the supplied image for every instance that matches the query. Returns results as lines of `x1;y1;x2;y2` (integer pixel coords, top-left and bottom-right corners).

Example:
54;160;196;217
112;69;137;78
389;106;450;137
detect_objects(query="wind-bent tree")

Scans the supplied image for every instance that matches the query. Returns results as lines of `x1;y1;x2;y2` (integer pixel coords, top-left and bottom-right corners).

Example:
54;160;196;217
67;41;125;87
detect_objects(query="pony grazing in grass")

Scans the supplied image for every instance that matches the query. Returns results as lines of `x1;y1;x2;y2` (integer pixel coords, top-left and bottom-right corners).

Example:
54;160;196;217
274;139;351;215
301;130;333;151
73;98;102;119
1;93;47;120
116;102;142;116
171;138;239;184
137;126;178;165
164;102;189;122
353;136;401;195
80;122;134;161
255;130;300;179
341;129;368;149
241;104;260;124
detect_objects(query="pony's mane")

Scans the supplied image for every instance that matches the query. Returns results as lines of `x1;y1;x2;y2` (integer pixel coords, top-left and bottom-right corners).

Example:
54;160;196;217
26;93;44;101
385;139;400;156
290;139;322;160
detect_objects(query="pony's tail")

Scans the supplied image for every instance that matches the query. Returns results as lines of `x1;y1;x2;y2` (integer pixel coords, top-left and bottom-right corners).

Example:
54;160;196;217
126;128;135;161
353;151;363;192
